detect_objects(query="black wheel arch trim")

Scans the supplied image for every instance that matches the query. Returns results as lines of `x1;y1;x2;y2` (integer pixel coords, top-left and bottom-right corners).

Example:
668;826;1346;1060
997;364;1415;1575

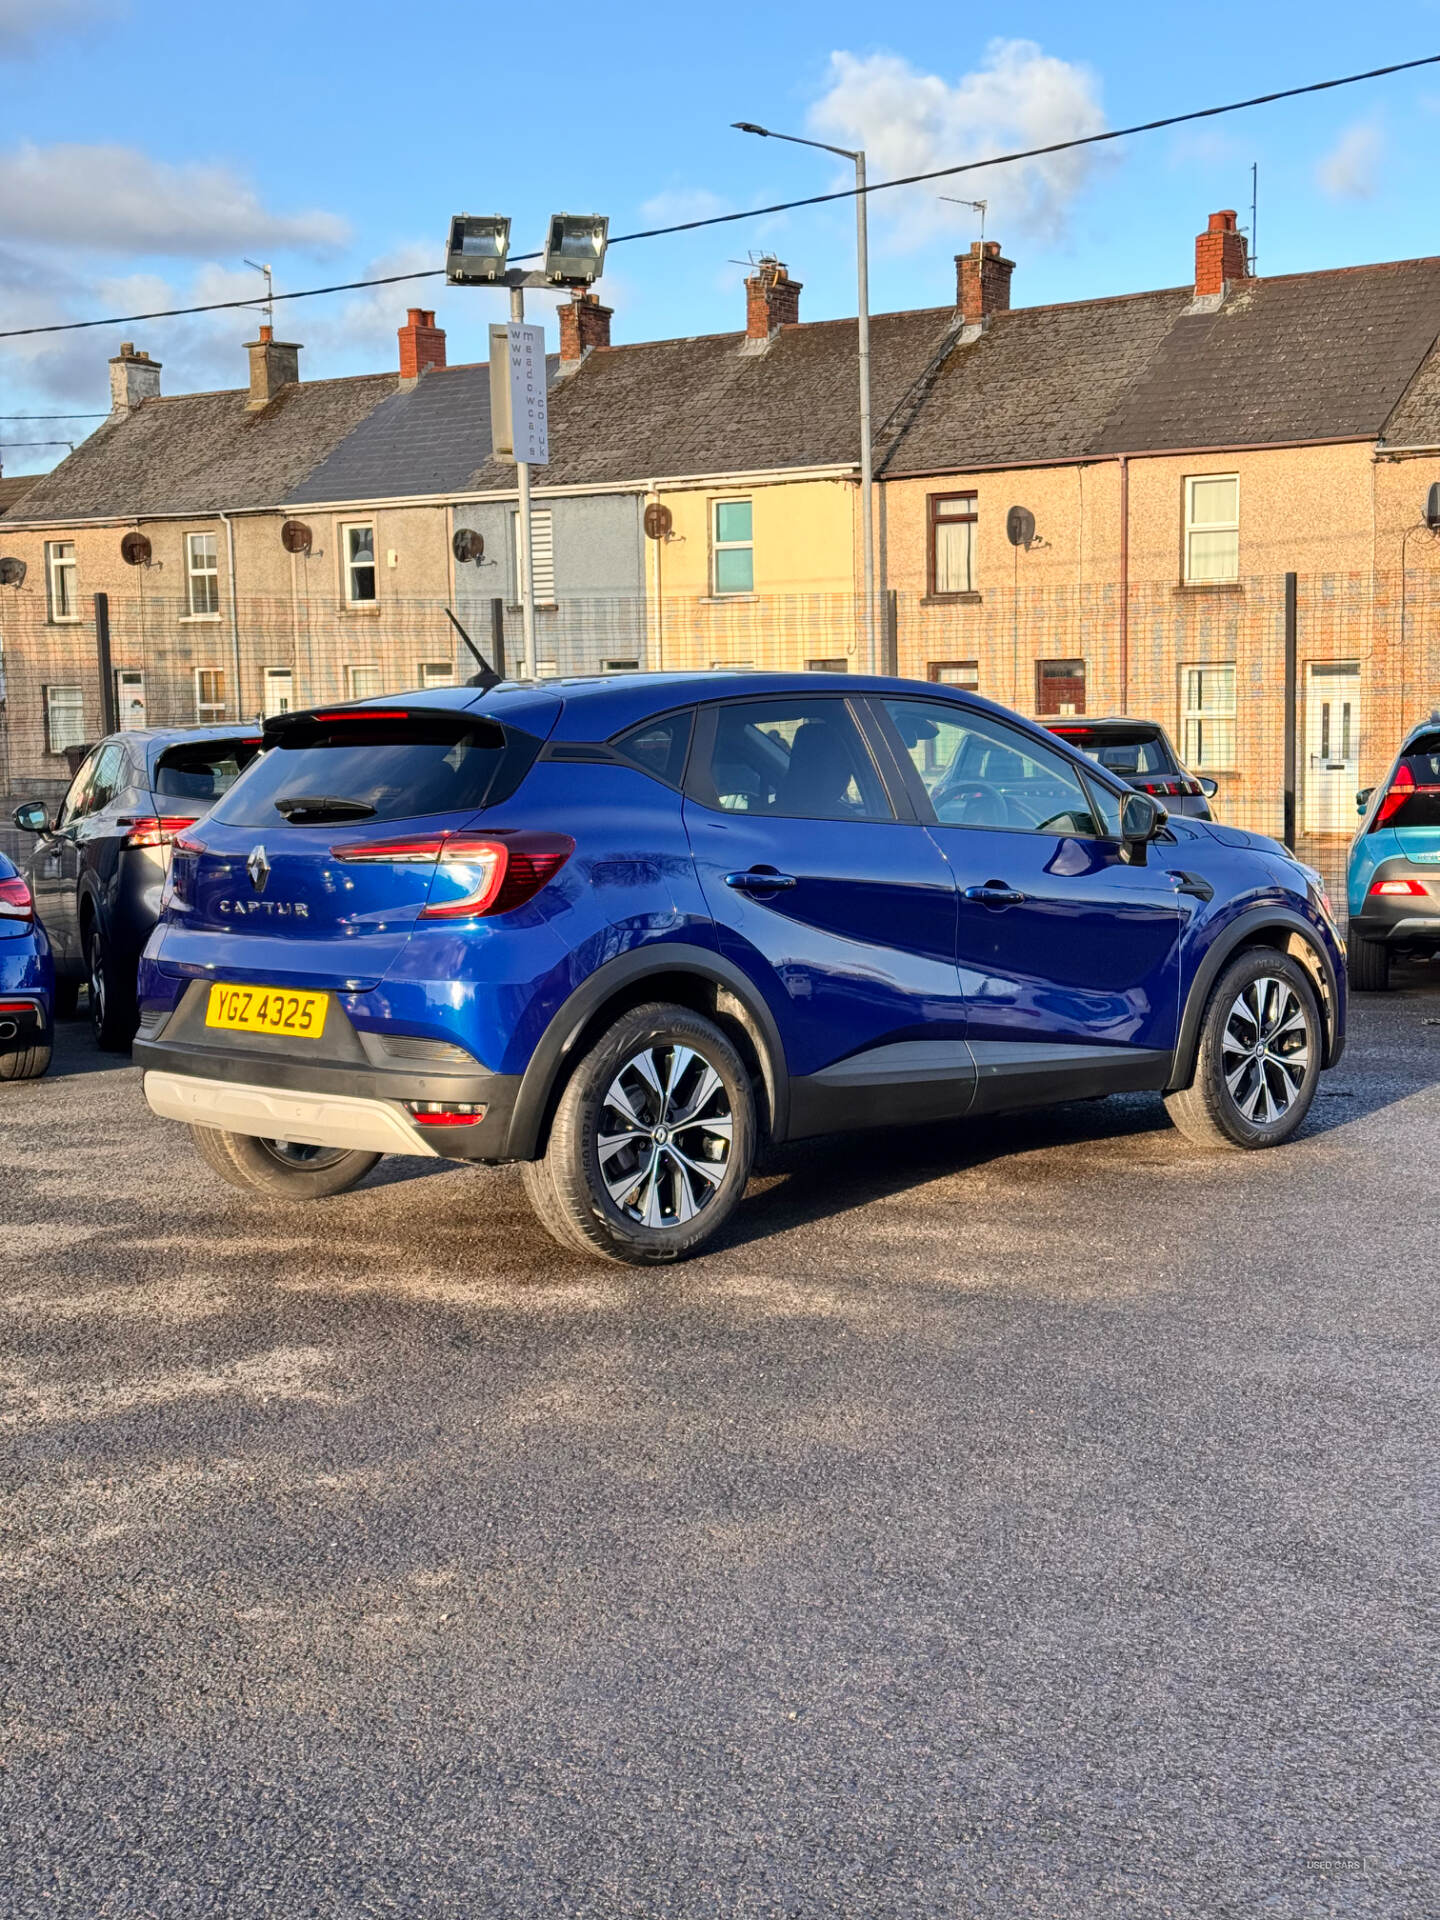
506;942;790;1160
1169;905;1342;1091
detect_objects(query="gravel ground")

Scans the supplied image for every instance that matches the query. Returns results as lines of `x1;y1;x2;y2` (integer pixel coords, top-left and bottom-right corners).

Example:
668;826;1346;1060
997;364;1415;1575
2;981;1438;1919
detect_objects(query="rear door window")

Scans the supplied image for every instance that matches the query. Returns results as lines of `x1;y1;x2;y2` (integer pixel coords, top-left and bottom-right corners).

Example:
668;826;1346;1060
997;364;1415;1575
212;709;538;827
153;738;262;806
1373;734;1440;831
688;698;892;822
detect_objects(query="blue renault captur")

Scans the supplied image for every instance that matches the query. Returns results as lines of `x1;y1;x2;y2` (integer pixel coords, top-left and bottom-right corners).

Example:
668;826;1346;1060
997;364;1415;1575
0;849;54;1081
135;673;1346;1263
1346;714;1440;990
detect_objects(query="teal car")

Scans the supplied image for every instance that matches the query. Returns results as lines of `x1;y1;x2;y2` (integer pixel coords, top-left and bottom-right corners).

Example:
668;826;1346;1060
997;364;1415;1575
1347;715;1440;990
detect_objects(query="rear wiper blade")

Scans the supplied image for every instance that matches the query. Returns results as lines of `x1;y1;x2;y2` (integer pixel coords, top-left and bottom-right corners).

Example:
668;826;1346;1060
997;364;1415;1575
274;794;377;822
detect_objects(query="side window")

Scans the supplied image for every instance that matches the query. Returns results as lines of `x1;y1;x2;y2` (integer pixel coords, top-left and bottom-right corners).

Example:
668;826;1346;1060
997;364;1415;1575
85;742;127;814
689;699;892;823
56;749;101;828
882;698;1104;837
613;710;694;786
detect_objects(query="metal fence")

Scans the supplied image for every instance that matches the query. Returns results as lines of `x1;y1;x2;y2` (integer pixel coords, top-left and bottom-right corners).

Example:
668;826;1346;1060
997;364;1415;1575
2;571;1438;911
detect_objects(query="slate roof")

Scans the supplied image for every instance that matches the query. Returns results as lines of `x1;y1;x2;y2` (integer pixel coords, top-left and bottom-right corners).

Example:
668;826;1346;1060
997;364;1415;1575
0;474;37;517
10;372;397;521
290;360;495;503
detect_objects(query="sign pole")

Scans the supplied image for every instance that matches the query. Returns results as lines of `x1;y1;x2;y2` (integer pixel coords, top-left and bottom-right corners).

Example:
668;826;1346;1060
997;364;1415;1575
510;285;536;679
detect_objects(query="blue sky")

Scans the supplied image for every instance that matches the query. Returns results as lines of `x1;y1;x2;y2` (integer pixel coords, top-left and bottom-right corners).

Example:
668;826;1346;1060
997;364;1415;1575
3;1;1440;471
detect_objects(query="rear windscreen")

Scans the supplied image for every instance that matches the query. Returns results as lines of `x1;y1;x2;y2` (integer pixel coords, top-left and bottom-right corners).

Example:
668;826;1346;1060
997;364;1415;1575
1373;735;1440;832
154;738;262;804
210;712;537;827
1055;728;1177;776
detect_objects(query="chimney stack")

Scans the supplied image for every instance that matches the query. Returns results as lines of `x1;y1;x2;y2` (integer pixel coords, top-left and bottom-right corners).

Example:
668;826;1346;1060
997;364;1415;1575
1194;210;1250;299
558;290;613;362
745;258;802;341
398;308;446;379
244;325;301;409
109;342;162;415
956;241;1015;327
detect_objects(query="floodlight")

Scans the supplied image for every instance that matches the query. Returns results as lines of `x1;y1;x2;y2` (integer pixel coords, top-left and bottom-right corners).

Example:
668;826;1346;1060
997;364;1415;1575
446;214;511;285
543;213;609;287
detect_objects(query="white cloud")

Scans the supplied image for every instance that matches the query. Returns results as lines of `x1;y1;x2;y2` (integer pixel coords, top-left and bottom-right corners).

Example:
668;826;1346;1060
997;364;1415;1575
1317;121;1382;200
807;39;1107;251
0;142;349;254
639;188;733;227
0;0;116;56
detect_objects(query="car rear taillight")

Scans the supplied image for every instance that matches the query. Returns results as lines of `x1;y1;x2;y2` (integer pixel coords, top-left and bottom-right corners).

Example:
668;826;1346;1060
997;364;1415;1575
1377;764;1414;825
124;815;199;850
0;875;34;921
1369;877;1428;897
332;831;574;918
405;1101;486;1126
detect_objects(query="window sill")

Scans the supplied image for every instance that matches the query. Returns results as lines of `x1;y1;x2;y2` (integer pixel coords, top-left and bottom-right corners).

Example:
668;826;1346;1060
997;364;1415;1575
921;592;983;607
699;593;758;605
178;613;222;624
338;603;382;615
47;617;82;627
1175;582;1243;595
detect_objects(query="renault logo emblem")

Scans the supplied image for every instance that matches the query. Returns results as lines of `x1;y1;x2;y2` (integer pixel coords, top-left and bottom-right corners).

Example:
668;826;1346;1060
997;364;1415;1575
246;844;270;893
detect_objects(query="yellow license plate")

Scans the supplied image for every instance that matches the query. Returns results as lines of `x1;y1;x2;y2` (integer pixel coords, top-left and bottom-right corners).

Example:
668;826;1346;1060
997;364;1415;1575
205;983;328;1039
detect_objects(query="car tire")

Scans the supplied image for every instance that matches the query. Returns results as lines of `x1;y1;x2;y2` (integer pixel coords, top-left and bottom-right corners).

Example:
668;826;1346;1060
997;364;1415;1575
190;1125;381;1199
52;976;82;1020
521;1001;756;1265
1164;949;1322;1151
85;917;136;1051
1346;931;1391;993
0;1035;53;1081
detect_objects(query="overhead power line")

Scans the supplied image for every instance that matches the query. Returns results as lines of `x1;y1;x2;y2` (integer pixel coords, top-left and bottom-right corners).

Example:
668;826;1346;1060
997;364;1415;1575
1;50;1438;344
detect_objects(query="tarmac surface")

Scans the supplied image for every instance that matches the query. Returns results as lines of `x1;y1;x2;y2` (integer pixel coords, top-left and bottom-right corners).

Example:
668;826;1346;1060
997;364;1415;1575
2;980;1438;1918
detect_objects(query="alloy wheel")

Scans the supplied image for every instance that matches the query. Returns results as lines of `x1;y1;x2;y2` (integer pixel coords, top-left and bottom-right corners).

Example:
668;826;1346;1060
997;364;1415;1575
257;1139;354;1171
1220;975;1311;1126
596;1043;733;1229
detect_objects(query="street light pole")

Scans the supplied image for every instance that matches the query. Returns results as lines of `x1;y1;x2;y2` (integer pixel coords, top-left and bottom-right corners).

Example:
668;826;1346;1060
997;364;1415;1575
734;123;876;672
509;281;537;679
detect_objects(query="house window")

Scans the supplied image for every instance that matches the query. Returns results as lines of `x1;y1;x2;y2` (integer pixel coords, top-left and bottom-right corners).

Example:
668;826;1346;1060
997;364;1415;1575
928;493;976;596
195;668;227;722
1035;658;1086;716
43;684;86;754
264;667;294;716
45;541;78;621
341;522;377;603
185;532;220;615
1181;664;1237;769
418;660;454;689
806;657;847;673
346;664;382;700
1184;475;1239;584
602;659;639;673
712;499;754;595
928;660;979;688
116;669;146;730
511;509;556;605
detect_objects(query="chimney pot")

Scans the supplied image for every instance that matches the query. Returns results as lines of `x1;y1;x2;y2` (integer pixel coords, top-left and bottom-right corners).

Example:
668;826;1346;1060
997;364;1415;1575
744;259;802;341
558;290;613;362
1194;208;1249;298
956;239;1015;326
398;307;447;379
245;332;301;408
109;340;162;414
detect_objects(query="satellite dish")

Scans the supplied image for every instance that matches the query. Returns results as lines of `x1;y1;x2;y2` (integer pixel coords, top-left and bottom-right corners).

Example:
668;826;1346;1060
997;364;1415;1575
1006;506;1036;549
0;556;25;588
1426;482;1440;532
280;518;313;555
452;527;485;564
644;502;673;541
120;530;152;567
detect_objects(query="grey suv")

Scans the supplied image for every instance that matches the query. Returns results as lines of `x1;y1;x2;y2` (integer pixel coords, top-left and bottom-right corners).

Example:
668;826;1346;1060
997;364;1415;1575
11;726;262;1048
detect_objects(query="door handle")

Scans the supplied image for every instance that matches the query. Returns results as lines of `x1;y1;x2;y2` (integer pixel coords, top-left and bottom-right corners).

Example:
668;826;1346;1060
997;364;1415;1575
725;868;797;892
963;881;1026;906
1167;869;1214;903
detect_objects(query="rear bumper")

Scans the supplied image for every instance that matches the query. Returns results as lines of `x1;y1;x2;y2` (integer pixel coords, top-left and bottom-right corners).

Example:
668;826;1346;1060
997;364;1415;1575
1350;896;1440;948
0;993;49;1046
136;1032;523;1161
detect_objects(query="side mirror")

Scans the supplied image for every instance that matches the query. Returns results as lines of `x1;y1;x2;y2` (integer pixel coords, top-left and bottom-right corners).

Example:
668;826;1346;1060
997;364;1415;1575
1121;790;1166;864
1356;787;1373;816
11;802;48;834
1198;777;1219;798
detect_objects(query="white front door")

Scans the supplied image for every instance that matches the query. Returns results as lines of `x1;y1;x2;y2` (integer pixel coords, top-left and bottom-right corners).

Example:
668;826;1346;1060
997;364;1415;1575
116;669;146;730
1305;661;1360;834
264;667;294;716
